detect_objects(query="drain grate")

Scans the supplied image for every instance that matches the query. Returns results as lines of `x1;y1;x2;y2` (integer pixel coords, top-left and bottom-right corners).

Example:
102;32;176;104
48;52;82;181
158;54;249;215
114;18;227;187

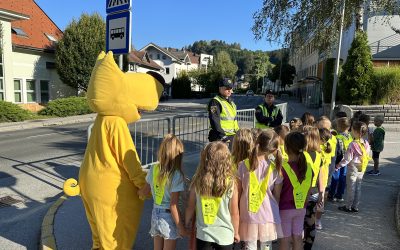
0;195;24;208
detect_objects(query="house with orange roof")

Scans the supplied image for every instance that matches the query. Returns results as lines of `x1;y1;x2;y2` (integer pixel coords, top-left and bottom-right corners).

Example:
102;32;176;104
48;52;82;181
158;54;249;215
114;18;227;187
140;42;213;94
0;0;75;111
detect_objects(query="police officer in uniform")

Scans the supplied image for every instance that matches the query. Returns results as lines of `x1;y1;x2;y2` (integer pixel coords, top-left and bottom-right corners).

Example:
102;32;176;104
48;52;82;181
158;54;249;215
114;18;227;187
207;78;239;144
255;89;283;129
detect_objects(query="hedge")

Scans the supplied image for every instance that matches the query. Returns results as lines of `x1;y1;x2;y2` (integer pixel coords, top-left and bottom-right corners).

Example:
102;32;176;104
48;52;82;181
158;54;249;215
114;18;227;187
372;67;400;104
0;101;32;122
39;96;93;117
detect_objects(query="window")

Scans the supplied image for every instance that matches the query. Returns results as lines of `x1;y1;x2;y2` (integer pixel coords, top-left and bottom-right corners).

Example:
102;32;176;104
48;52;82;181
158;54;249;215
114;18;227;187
26;79;37;102
45;33;57;42
40;80;50;103
149;54;153;59
14;79;22;103
157;54;160;60
11;27;28;37
165;67;170;75
162;55;166;60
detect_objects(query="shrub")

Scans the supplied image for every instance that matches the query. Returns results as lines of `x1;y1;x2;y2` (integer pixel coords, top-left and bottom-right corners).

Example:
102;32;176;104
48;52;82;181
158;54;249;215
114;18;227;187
0;101;32;122
171;73;192;99
339;31;374;104
372;67;400;104
39;96;93;117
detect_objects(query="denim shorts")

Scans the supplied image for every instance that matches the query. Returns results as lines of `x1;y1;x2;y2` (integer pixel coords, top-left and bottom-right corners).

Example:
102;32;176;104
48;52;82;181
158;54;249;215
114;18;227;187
150;207;180;240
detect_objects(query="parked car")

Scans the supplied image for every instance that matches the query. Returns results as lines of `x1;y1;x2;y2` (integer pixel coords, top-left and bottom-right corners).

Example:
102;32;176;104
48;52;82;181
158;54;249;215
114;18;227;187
246;90;254;96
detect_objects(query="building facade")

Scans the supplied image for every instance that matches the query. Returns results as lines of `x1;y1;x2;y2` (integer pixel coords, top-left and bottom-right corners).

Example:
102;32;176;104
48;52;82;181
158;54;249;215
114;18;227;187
0;0;76;111
289;8;400;107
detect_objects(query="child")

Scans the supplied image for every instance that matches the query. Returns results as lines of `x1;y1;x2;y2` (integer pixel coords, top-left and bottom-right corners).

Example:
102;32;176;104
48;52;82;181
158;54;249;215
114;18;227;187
358;114;372;142
232;128;254;171
274;125;290;161
367;115;385;176
251;128;263;142
317;116;337;188
329;117;352;202
237;130;283;250
279;132;312;250
289;118;303;132
314;128;333;230
185;142;240;249
301;112;315;127
337;121;371;213
302;126;324;249
141;134;187;250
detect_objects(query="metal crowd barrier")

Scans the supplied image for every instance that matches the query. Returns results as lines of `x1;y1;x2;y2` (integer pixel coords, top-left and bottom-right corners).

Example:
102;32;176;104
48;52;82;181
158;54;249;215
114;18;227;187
86;102;288;168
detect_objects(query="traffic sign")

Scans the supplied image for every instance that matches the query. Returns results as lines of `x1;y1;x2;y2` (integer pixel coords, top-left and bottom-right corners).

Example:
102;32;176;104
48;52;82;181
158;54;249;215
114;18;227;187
106;0;132;14
106;11;131;54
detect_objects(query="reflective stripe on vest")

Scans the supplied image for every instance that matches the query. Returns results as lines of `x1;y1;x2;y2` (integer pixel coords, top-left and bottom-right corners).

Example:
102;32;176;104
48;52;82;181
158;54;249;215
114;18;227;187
153;164;167;205
303;151;322;187
336;133;353;151
213;96;239;135
244;158;274;213
282;157;312;209
280;145;288;161
354;140;372;172
255;105;279;129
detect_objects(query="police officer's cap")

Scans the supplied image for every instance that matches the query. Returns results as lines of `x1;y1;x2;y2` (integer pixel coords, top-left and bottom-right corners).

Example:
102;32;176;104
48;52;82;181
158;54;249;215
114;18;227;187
219;78;233;88
265;89;274;96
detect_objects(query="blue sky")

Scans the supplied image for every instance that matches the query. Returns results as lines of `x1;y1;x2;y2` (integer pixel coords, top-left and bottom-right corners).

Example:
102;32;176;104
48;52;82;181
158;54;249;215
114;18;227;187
35;0;281;52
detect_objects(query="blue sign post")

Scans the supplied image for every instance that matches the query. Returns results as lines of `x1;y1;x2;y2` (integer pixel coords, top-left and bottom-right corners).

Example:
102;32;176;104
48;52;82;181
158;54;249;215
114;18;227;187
106;0;132;55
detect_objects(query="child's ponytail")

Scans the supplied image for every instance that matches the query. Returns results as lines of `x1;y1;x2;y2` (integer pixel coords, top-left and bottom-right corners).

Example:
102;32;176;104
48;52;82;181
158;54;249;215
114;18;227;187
319;128;332;154
297;151;307;182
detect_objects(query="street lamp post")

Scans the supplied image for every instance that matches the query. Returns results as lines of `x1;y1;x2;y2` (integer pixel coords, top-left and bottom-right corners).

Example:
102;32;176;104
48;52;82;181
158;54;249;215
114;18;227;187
330;0;346;119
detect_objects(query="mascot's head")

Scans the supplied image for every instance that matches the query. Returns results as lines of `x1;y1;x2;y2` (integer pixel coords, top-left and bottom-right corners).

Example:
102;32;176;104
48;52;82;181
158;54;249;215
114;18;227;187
86;51;163;123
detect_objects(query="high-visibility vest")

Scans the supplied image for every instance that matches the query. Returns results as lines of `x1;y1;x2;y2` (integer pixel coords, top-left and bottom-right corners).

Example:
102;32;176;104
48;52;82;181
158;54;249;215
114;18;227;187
328;134;337;157
354;139;372;172
212;96;239;136
280;145;288;161
255;104;279;129
336;133;353;151
200;178;232;225
244;158;274;213
282;157;312;209
153;164;167;205
304;151;322;187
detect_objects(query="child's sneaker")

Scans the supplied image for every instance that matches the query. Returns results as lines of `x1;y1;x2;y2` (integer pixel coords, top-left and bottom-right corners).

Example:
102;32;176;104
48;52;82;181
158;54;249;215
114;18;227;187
315;220;322;230
338;205;352;212
351;207;359;213
368;170;381;176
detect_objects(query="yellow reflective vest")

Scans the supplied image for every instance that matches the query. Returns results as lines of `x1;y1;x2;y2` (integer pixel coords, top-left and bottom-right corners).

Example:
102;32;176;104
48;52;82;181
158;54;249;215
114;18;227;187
336;133;353;151
244;158;274;213
212;96;239;136
255;104;279;129
304;151;322;187
152;164;167;205
282;157;312;209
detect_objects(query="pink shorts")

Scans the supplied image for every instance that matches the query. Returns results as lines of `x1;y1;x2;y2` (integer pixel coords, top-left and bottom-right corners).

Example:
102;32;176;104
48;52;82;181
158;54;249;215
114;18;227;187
279;208;306;238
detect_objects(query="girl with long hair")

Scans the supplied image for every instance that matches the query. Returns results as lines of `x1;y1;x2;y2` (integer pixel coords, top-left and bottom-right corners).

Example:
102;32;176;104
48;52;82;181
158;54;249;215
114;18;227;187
185;142;240;250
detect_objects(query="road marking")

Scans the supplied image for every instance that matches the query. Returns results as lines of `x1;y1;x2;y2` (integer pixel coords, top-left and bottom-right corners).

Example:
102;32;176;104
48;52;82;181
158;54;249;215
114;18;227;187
25;133;60;139
385;141;400;144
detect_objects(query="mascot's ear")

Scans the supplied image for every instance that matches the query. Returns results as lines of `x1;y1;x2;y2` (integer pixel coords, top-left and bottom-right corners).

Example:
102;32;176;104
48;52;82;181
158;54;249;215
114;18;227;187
97;51;106;60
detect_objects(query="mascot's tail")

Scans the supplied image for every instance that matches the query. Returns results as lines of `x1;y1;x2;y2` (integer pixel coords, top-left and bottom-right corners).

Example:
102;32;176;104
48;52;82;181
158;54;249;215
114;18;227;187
63;178;81;196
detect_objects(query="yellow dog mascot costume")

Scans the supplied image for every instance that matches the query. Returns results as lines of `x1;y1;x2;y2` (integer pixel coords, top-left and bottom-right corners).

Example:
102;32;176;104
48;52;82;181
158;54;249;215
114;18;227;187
64;51;162;249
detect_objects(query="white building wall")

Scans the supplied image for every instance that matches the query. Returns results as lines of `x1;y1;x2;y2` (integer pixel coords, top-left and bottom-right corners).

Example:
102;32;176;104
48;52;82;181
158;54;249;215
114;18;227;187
12;50;75;103
1;20;14;102
145;47;179;84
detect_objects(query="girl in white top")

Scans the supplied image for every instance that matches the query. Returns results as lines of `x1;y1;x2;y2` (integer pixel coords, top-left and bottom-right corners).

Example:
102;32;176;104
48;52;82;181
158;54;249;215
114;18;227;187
336;121;371;212
185;141;240;250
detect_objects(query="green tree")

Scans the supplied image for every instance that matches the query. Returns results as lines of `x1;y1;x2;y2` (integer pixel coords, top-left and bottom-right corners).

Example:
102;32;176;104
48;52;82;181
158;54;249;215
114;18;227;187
171;72;192;98
339;31;373;104
252;1;399;51
210;51;238;81
55;13;105;92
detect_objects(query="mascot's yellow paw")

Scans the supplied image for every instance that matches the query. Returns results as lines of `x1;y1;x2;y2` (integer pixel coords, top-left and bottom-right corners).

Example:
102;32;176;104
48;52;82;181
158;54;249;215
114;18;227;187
63;178;81;196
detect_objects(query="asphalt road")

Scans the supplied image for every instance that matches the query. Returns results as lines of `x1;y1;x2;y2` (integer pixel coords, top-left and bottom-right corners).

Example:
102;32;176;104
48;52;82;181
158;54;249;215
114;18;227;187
0;95;265;249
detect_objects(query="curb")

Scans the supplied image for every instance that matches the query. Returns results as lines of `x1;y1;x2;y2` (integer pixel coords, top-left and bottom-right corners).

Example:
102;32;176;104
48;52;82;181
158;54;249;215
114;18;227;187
40;195;68;250
396;189;400;238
